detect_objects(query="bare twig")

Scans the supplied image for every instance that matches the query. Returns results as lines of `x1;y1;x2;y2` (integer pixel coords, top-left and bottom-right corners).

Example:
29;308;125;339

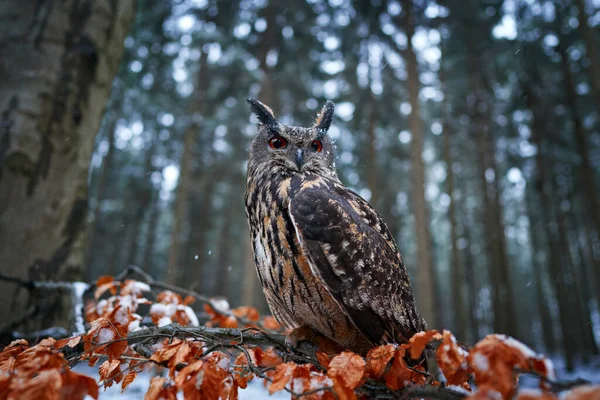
514;368;591;392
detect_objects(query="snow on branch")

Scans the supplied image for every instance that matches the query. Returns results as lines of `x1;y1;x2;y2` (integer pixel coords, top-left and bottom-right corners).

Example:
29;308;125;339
0;270;597;400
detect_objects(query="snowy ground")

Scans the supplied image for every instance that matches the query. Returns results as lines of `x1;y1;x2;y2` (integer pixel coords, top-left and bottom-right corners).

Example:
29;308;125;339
74;356;599;399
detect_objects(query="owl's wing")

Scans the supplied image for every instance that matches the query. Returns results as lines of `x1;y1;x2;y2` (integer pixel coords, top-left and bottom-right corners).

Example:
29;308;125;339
288;179;425;345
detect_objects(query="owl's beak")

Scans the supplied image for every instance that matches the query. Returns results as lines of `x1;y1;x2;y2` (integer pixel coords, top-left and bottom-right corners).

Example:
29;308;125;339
296;149;304;170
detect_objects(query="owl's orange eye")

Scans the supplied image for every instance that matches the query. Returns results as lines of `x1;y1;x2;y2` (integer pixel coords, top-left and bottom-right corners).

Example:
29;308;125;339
310;140;323;153
269;137;287;149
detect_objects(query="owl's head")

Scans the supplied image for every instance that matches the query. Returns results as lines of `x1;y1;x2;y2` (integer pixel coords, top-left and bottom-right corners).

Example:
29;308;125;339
247;98;338;179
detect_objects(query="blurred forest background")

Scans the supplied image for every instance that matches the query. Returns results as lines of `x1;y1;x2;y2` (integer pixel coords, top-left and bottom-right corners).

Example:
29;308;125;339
1;0;600;373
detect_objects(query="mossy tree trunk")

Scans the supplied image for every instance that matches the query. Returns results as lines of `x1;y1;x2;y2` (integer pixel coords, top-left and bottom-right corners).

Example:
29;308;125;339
0;0;136;332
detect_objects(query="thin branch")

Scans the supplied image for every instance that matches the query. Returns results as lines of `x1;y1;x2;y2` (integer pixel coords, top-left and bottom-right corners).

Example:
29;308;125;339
514;368;591;392
127;324;287;349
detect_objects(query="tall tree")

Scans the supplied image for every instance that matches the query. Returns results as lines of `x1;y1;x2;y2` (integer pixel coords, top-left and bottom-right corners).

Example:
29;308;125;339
439;51;466;341
574;0;600;113
399;0;438;329
0;0;135;329
165;51;208;285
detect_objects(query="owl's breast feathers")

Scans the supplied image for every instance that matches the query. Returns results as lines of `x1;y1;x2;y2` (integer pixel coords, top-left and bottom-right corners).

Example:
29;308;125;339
245;170;425;349
287;175;425;345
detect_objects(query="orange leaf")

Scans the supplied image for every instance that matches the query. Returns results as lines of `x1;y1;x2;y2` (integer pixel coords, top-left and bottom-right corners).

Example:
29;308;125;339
564;385;600;400
366;344;396;378
175;359;204;388
55;336;81;349
254;347;282;368
95;276;118;299
99;359;122;386
121;371;137;393
96;275;114;287
0;339;29;372
150;340;184;364
220;376;239;400
18;368;62;400
327;351;365;400
232;306;260;322
383;345;426;390
436;330;471;386
316;351;333;369
168;342;191;377
269;362;297;394
262;316;282;331
408;329;441;360
60;370;99;400
468;334;554;398
145;377;177;400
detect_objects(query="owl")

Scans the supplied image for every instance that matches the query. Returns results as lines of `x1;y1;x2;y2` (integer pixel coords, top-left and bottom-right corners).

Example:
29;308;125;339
244;98;426;354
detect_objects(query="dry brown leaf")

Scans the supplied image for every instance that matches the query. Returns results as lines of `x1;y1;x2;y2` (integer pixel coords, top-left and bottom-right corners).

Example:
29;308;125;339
121;371;137;393
327;351;365;400
54;336;81;349
366;344;396;379
269;362;297;394
436;330;472;386
408;329;441;360
262;316;282;331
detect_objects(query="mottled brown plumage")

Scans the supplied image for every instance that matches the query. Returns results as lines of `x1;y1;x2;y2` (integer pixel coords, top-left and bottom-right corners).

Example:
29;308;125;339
244;98;426;353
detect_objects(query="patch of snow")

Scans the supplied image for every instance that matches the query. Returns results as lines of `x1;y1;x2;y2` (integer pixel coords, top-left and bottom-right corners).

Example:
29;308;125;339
179;305;199;326
97;328;115;344
72;282;89;335
473;353;489;371
157;317;172;327
500;335;537;358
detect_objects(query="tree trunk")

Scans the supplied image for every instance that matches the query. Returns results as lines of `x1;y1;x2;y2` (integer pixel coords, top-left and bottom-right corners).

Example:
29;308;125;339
214;219;232;298
85;97;121;278
401;0;437;329
165;51;208;285
142;190;160;276
465;45;517;339
574;0;600;113
525;185;558;353
438;50;466;341
180;175;214;290
559;45;600;303
524;80;578;371
0;0;135;330
365;90;379;208
258;4;278;108
461;212;480;344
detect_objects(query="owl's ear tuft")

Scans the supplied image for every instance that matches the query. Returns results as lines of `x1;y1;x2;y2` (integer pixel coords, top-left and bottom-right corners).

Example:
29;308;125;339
315;100;335;135
247;98;278;129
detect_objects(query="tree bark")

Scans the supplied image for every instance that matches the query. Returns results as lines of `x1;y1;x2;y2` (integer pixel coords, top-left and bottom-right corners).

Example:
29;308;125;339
180;174;214;290
0;0;135;329
365;90;380;208
257;3;278;108
524;79;578;371
558;45;600;303
142;189;160;276
165;52;208;285
525;184;557;353
85;97;120;279
465;44;517;339
401;0;437;329
214;218;232;298
439;60;466;342
574;0;600;113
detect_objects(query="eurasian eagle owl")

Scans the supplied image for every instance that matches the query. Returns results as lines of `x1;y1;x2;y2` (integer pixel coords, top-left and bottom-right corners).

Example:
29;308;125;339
244;98;425;353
